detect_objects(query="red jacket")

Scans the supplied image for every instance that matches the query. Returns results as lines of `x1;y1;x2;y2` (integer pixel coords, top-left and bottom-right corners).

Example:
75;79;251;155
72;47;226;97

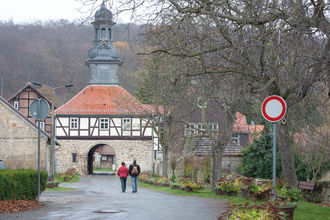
117;165;129;177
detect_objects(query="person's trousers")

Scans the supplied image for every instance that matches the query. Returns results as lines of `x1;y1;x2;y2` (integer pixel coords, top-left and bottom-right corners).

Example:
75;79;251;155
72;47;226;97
120;177;127;192
131;176;138;192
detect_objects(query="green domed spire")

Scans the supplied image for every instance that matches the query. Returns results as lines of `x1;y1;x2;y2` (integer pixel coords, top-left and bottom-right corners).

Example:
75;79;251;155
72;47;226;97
86;2;121;85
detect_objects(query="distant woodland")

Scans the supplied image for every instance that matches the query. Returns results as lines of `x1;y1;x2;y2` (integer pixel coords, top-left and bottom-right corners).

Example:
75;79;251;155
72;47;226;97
0;20;145;104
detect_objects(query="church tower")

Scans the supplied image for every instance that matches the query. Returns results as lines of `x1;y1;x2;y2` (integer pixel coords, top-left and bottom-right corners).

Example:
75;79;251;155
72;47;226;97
86;2;121;85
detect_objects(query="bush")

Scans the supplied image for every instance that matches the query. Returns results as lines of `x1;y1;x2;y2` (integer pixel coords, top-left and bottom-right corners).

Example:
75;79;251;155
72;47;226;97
216;176;242;193
182;180;203;192
239;124;309;181
0;169;47;200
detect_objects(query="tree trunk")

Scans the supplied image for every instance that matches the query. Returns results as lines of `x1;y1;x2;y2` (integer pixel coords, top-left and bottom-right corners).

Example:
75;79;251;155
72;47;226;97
162;144;169;177
277;122;297;187
211;147;222;191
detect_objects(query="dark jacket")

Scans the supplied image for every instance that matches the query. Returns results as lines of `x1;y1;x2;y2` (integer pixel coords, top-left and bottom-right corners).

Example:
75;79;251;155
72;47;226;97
129;163;141;177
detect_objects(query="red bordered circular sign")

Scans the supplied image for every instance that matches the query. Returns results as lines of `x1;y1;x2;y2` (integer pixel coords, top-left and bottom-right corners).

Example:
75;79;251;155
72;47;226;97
261;95;287;122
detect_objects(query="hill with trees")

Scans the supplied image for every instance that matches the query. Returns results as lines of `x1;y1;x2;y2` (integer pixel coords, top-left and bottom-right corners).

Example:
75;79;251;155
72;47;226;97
0;20;144;103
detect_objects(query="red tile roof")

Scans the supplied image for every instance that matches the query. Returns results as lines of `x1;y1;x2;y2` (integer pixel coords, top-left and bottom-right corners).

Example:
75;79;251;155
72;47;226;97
55;85;155;115
248;125;265;143
99;146;115;155
232;112;249;133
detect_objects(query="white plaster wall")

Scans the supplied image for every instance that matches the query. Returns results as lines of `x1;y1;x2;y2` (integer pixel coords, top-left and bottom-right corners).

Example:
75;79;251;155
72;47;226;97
80;118;89;129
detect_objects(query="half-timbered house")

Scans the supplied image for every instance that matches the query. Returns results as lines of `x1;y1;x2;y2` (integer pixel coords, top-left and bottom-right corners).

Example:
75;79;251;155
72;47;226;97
54;3;159;175
7;82;53;133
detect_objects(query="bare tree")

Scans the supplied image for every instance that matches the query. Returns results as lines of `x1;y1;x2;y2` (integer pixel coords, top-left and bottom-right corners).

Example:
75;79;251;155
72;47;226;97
81;0;329;187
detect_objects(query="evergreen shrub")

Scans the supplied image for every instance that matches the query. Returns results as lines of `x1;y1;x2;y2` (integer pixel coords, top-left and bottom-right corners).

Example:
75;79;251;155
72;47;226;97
0;169;47;200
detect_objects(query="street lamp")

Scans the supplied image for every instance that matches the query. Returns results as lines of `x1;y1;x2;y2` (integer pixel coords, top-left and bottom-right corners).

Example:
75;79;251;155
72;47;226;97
33;82;73;181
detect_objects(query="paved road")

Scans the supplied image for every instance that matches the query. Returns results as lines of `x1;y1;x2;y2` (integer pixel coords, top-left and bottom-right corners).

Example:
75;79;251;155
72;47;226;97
0;175;227;220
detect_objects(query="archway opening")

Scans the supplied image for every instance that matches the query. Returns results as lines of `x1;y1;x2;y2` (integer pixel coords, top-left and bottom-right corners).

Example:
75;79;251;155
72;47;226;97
87;144;115;174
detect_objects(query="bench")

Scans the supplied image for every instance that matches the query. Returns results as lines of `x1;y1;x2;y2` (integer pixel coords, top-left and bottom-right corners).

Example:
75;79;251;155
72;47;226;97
298;181;316;202
298;181;315;190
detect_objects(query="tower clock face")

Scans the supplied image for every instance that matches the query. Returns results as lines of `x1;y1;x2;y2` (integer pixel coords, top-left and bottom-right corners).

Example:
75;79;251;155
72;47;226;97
100;40;108;47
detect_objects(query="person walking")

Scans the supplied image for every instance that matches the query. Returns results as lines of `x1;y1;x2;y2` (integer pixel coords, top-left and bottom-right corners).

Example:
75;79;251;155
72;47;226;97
117;162;129;192
129;160;141;193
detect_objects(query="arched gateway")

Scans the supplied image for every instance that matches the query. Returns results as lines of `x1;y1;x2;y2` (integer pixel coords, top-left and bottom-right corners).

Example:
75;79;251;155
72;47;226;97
87;144;115;174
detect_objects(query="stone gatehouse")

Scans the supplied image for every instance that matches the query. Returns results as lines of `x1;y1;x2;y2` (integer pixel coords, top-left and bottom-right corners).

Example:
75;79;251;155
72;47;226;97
56;139;153;175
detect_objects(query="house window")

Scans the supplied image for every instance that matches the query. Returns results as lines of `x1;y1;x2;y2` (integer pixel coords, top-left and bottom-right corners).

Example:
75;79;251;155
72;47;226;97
232;134;240;145
156;151;163;159
70;118;78;129
185;122;218;136
101;155;107;161
14;101;19;109
122;118;131;130
100;118;109;130
184;123;194;136
35;121;45;131
72;153;77;163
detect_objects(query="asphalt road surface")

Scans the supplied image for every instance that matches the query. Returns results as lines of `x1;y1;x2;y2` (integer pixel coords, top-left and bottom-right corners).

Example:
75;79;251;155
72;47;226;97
0;175;227;220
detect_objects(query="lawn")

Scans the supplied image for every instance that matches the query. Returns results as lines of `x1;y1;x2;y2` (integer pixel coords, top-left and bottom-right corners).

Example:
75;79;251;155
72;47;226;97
54;174;80;183
45;186;75;191
93;168;114;172
139;182;330;220
46;174;80;191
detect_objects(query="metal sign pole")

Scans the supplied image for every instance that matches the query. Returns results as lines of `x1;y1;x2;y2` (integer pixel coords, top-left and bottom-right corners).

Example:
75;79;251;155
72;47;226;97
273;123;276;198
37;99;41;200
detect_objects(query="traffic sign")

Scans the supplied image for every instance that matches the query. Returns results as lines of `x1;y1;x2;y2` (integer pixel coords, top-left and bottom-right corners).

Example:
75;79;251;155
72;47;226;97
261;95;287;122
30;99;50;120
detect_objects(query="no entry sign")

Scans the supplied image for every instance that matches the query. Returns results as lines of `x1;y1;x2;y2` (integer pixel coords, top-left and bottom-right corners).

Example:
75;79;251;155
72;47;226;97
261;95;287;122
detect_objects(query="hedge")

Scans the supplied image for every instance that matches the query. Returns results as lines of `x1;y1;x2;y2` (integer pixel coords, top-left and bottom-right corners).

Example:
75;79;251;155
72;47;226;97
0;169;47;200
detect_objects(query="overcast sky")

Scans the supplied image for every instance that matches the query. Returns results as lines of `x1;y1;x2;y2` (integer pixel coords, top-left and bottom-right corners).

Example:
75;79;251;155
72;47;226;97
0;0;130;24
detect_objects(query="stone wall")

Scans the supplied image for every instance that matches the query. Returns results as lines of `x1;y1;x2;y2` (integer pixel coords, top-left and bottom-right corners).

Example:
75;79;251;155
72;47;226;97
222;156;242;175
0;100;49;170
55;139;153;174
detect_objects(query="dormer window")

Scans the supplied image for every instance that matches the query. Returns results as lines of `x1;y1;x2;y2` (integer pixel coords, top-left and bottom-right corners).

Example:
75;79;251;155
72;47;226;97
14;101;19;110
197;97;207;108
232;134;240;145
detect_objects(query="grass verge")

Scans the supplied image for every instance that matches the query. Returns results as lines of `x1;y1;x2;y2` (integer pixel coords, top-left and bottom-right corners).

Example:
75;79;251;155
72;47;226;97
54;174;80;183
45;187;75;191
139;182;330;220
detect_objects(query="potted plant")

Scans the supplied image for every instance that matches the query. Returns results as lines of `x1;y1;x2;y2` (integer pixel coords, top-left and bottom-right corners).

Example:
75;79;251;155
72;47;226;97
267;198;297;220
248;183;272;200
